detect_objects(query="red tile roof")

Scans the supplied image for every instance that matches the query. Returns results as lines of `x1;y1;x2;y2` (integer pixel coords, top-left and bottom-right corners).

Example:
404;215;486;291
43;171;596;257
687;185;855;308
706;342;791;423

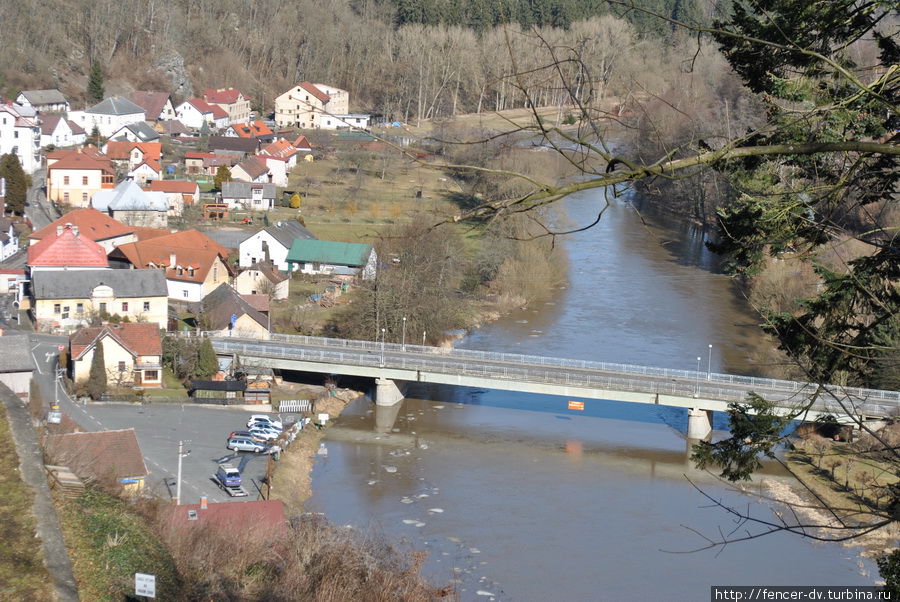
130;91;171;120
203;88;244;104
186;98;214;114
297;81;330;104
104;141;162;161
29;208;134;242
163;500;287;536
27;223;109;268
210;105;228;120
235;156;269;180
147;180;198;194
44;428;148;481
132;159;161;173
47;148;114;174
70;322;162;359
292;135;312;150
258;139;299;161
229;121;273;138
184;152;216;160
110;229;231;283
128;226;172;241
240;294;270;313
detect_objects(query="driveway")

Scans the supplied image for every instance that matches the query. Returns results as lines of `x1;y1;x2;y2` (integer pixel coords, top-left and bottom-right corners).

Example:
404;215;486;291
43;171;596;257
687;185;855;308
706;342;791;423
30;335;277;505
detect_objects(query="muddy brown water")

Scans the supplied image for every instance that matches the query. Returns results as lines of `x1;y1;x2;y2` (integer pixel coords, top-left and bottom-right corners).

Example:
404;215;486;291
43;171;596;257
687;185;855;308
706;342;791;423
306;191;876;600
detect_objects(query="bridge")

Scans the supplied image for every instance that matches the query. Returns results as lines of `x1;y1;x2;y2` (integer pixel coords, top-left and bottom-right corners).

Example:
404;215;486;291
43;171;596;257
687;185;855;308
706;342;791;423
206;333;900;438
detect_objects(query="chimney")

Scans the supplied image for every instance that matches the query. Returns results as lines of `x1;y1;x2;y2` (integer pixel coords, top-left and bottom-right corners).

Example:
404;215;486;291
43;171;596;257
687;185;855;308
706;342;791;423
56;225;63;236
200;496;208;510
169;252;176;267
71;225;79;237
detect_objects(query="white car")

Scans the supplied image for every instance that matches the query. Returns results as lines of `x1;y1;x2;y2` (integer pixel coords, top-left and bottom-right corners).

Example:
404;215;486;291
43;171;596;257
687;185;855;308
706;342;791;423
249;426;280;441
247;415;283;430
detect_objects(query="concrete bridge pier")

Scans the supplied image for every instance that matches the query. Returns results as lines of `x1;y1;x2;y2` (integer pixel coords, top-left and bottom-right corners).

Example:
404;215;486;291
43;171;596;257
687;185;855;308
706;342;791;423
375;400;403;433
375;378;407;407
687;408;714;439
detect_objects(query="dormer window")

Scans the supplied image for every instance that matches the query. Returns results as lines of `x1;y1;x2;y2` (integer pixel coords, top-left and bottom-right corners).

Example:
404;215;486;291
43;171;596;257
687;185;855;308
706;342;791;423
177;267;183;275
188;267;194;277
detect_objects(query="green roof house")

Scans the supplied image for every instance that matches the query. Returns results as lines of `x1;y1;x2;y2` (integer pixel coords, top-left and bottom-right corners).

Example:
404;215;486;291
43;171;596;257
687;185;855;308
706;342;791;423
285;239;376;280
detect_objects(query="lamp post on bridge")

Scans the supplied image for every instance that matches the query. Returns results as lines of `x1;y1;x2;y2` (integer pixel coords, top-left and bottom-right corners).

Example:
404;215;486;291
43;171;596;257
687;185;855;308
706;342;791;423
422;331;426;347
380;328;386;367
707;344;713;380
695;356;701;398
401;316;406;351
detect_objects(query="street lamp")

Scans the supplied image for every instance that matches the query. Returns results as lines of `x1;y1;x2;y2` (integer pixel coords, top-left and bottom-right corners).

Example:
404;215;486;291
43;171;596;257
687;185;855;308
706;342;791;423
695;356;701;397
401;316;407;351
422;331;426;347
175;440;191;506
707;344;713;380
380;328;386;367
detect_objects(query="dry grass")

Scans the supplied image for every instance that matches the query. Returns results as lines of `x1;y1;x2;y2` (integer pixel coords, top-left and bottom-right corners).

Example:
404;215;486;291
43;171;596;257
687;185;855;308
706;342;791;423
391;106;567;136
0;409;52;602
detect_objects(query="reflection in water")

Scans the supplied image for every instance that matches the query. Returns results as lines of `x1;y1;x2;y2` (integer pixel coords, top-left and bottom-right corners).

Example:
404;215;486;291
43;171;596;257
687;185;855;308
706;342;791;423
308;194;874;600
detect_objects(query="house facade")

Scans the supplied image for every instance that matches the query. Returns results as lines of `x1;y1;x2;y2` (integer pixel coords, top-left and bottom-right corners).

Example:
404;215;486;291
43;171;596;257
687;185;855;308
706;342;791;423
203;88;251;124
274;81;349;129
238;220;316;271
230;156;270;185
70;323;163;389
0;101;41;174
147;180;199;216
234;262;289;300
31;268;168;331
15;89;69;113
129;91;176;121
0;217;18;261
175;98;214;130
192;283;270;338
46;148;115;206
69;96;147;138
221;181;276;211
91;180;169;228
39;114;86;148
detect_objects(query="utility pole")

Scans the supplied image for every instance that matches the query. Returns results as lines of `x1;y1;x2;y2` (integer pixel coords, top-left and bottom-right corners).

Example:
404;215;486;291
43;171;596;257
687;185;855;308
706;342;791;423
175;440;190;505
401;316;406;351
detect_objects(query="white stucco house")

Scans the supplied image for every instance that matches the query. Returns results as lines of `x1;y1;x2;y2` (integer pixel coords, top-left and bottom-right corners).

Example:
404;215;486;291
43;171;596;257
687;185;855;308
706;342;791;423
238;220;317;271
39;115;87;148
16;89;69;113
68;96;146;138
0;101;41;174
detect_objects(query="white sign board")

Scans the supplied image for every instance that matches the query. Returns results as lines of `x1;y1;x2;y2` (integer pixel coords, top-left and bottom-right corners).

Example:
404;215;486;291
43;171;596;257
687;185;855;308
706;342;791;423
135;573;156;598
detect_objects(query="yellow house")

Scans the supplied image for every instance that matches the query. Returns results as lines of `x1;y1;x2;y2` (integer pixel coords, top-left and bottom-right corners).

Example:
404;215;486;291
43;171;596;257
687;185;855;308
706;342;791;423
44;429;149;496
46;148;115;206
193;283;270;338
274;81;349;129
31;269;168;332
69;322;163;388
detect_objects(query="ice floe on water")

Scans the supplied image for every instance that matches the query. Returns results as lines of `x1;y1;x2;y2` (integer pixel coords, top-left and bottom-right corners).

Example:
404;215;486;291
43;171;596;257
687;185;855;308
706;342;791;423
383;465;397;473
402;519;418;525
433;405;444;409
515;319;528;324
416;493;429;498
476;590;495;597
428;508;444;513
367;480;378;486
399;496;414;504
469;548;480;554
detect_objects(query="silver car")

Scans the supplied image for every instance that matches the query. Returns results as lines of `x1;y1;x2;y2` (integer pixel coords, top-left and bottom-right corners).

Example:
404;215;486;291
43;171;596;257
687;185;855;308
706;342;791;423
227;436;266;453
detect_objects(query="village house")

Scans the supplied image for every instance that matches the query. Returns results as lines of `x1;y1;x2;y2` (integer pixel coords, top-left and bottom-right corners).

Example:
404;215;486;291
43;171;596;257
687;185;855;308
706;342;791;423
102;141;163;170
15;89;69;113
0;216;18;261
274;81;349;129
147;180;199;216
39;114;86;148
45;429;149;495
108;121;160;144
129;91;176;121
68;96;147;138
91;180;169;228
286;239;377;280
28;209;137;253
191;283;270;338
156;119;190;137
128;159;162;184
0;268;26;294
203;88;251;124
223;120;274;142
69;323;163;390
31;269;168;331
109;229;232;302
230;156;271;185
176;98;228;130
27;223;109;273
0;333;33;400
0;101;41;174
258;139;301;169
234;262;290;300
208;136;259;155
46;148;115;206
238;220;316;271
221;181;276;210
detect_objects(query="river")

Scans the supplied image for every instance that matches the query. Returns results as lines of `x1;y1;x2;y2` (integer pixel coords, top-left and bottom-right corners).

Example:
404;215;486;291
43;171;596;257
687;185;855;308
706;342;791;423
305;191;875;600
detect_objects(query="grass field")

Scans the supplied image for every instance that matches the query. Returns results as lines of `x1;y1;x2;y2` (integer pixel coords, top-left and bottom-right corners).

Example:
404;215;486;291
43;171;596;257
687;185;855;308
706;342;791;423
0;410;52;601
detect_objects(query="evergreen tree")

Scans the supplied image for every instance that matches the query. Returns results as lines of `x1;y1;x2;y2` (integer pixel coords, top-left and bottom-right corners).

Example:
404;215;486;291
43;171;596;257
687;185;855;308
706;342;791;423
87;61;104;103
213;165;232;191
87;340;107;400
0;154;28;215
196;338;219;379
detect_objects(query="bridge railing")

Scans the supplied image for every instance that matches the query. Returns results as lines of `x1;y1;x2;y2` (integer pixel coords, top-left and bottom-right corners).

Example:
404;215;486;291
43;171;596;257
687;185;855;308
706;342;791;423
257;333;900;404
210;338;899;417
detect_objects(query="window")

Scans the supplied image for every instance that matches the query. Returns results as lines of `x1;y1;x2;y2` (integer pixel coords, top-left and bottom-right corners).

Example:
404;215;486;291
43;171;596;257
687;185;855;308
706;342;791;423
53;303;61;314
63;175;69;185
118;361;126;372
13;131;18;138
121;302;129;312
99;302;107;313
82;176;88;185
82;192;88;203
143;301;150;312
144;370;159;381
63;192;69;202
76;303;84;314
182;289;189;298
213;267;218;280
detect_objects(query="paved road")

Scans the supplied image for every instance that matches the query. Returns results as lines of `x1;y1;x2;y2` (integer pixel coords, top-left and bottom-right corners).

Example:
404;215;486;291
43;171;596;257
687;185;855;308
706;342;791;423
30;336;274;505
26;168;56;231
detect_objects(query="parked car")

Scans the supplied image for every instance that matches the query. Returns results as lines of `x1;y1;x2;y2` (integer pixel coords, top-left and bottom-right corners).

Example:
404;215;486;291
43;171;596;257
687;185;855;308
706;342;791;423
249;426;281;441
227;436;267;453
215;463;242;487
228;430;266;442
247;415;283;430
